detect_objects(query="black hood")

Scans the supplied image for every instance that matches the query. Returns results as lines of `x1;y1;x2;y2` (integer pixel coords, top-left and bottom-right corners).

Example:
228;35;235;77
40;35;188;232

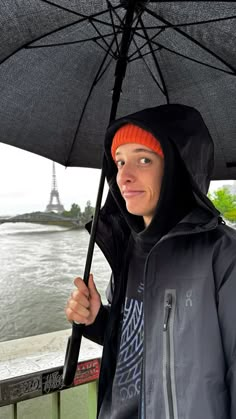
103;104;219;237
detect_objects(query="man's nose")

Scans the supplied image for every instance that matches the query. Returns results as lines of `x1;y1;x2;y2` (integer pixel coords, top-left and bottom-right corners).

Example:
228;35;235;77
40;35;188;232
117;164;135;184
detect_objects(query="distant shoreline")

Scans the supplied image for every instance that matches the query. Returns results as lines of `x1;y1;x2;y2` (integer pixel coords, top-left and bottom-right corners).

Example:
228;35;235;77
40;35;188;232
0;211;85;228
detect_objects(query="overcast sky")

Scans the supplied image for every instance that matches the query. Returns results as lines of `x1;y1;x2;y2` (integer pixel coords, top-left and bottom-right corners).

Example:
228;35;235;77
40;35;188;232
0;143;233;216
0;143;109;216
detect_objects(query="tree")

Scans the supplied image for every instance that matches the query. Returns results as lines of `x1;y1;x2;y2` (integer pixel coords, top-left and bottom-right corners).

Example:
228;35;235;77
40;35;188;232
208;187;236;220
62;201;95;225
223;209;236;222
70;203;81;218
81;200;94;224
63;203;81;218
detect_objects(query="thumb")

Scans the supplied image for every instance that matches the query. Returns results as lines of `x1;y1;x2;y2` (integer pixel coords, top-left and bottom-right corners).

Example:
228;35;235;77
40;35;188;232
88;274;99;297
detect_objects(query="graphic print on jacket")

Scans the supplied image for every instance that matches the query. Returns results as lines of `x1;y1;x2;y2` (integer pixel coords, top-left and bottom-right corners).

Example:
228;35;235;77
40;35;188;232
110;250;145;419
113;297;143;399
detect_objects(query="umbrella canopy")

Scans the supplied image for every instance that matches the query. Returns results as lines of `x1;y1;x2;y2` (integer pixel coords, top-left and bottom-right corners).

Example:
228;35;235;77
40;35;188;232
0;1;235;179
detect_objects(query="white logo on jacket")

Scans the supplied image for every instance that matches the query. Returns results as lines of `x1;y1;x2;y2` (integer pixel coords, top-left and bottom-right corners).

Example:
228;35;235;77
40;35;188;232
185;289;193;307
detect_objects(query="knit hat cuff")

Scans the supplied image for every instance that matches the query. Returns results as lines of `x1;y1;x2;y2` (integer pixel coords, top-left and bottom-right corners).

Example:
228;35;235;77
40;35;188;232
111;123;164;160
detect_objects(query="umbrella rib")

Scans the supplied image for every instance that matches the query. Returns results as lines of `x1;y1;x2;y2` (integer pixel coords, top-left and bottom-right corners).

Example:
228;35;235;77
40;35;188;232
25;31;123;49
134;14;236;30
133;31;236;76
65;35;117;166
40;0;121;23
138;16;169;102
144;6;236;74
128;28;164;60
155;45;235;75
93;39;117;59
129;46;161;63
40;0;124;31
132;37;165;97
106;0;121;57
89;19;113;54
95;57;114;84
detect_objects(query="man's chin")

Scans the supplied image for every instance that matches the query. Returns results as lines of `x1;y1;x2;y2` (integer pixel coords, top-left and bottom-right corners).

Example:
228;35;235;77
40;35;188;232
126;205;143;217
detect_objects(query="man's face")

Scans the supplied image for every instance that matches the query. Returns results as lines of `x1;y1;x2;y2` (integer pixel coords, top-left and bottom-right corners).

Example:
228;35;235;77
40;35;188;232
115;143;164;227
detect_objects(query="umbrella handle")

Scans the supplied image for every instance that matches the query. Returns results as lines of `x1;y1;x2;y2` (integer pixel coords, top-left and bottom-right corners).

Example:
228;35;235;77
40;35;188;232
62;166;106;386
63;322;83;386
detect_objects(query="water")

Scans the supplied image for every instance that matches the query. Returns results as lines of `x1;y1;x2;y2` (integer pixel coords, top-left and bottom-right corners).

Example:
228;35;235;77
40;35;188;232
2;220;234;344
0;223;111;342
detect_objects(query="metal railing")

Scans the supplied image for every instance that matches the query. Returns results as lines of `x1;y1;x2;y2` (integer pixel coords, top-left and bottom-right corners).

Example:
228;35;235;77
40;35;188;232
0;358;100;419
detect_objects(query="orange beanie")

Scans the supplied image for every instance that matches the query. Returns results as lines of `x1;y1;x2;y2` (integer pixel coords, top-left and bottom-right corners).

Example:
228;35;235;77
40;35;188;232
111;123;164;161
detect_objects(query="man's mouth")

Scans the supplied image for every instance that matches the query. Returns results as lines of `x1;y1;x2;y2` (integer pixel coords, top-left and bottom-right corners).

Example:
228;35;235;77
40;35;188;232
122;190;144;198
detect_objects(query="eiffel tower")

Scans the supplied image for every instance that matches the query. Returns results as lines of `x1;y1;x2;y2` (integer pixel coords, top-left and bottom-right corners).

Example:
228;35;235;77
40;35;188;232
45;162;65;213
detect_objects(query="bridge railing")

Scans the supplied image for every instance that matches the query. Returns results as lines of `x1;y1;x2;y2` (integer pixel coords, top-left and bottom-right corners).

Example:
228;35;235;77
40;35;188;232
0;330;102;419
0;360;99;419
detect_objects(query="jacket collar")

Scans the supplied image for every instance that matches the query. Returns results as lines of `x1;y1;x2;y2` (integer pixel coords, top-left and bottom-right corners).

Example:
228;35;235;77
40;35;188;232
89;205;221;270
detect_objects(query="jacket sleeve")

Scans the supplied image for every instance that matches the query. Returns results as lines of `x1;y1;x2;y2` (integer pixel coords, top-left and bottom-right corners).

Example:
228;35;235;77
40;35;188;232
82;274;114;345
82;303;110;345
216;232;236;416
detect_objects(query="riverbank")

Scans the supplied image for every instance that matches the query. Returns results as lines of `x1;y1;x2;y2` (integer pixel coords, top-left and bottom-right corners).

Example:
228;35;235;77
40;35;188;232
0;212;84;228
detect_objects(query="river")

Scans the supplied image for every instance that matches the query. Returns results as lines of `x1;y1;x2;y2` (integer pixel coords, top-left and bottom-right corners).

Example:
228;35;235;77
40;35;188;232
0;223;111;342
1;220;235;343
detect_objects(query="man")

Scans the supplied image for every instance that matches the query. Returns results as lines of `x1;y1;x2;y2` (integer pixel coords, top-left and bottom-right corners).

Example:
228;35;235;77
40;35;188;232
66;104;236;419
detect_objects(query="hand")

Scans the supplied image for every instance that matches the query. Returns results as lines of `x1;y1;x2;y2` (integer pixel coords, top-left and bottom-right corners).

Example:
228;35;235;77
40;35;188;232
65;274;101;326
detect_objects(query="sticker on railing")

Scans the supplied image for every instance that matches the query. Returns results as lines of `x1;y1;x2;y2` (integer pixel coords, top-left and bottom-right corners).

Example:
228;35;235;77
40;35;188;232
43;369;64;394
74;359;100;386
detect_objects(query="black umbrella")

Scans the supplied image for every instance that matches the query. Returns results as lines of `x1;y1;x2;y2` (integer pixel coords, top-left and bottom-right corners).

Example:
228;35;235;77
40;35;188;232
1;1;236;177
0;1;236;385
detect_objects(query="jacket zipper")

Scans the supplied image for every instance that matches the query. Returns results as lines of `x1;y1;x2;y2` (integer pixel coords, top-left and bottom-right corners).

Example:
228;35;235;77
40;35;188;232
163;290;178;419
163;293;172;332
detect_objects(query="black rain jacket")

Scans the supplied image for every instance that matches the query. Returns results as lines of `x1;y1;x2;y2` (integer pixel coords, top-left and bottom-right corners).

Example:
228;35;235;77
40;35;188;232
84;104;236;419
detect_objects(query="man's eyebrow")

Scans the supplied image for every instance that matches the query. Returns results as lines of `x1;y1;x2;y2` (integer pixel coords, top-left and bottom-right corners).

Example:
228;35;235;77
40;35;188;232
115;148;156;156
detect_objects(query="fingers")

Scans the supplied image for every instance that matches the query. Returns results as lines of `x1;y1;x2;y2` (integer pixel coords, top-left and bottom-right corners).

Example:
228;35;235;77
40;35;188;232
73;276;89;297
88;274;99;297
70;290;90;309
65;307;89;325
65;296;90;325
65;274;101;325
65;275;93;325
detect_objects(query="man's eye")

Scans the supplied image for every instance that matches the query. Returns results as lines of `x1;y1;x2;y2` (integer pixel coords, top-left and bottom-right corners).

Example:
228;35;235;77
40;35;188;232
116;160;124;168
140;157;151;164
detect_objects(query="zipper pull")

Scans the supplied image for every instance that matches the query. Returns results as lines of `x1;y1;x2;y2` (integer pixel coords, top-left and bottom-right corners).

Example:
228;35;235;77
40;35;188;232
163;293;172;331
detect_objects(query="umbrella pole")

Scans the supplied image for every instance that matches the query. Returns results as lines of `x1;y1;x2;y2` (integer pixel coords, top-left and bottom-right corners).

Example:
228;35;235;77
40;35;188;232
63;0;137;386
